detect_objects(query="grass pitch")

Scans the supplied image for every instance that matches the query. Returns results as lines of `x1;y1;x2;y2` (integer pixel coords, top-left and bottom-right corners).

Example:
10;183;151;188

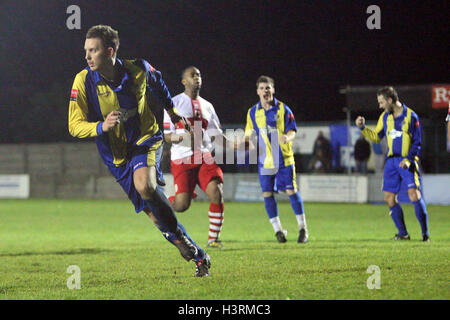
0;199;448;300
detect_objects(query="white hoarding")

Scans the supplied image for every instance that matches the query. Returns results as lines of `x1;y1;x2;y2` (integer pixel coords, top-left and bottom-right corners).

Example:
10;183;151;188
0;175;30;199
299;175;368;203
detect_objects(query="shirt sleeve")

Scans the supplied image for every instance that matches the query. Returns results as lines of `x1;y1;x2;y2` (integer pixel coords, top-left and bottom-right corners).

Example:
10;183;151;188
163;109;175;134
68;72;103;138
406;113;422;161
284;105;297;133
142;60;177;115
361;113;385;143
244;109;254;137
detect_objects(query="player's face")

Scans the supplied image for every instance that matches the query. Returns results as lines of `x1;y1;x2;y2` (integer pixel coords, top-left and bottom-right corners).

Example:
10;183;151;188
182;68;202;91
377;95;393;112
84;38;111;72
257;82;275;104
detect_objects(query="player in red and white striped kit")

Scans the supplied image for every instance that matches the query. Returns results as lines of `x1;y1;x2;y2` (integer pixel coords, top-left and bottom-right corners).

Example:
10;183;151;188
163;66;225;249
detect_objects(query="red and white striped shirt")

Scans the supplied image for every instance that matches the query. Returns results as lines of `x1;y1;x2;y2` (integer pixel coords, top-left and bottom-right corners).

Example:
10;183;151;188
163;93;222;161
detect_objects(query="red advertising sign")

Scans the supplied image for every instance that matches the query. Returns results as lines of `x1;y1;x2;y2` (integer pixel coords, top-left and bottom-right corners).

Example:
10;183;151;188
432;85;450;109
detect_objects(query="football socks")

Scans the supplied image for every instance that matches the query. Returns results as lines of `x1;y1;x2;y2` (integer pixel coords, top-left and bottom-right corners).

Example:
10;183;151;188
389;203;408;236
413;198;430;237
208;202;224;243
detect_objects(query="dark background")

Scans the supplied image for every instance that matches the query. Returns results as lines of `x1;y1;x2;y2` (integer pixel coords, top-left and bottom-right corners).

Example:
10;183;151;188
0;0;448;143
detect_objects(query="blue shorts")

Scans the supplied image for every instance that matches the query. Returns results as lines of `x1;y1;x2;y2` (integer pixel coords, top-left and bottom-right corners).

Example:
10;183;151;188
382;157;421;194
259;165;297;193
107;140;162;213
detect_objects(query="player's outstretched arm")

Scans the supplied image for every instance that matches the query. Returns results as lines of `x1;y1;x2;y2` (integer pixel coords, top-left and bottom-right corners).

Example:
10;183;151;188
164;132;184;144
166;108;192;133
356;115;384;143
140;60;192;133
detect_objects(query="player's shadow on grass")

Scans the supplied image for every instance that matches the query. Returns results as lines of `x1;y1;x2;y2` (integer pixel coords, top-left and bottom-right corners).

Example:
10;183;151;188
0;248;109;257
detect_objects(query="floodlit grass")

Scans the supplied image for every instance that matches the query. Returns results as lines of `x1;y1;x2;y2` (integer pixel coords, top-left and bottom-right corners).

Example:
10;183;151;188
0;199;448;300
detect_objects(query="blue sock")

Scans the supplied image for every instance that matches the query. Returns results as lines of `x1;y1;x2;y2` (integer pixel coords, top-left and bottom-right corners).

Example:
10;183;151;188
289;192;304;215
390;204;408;236
144;187;178;233
413;198;429;237
264;196;279;219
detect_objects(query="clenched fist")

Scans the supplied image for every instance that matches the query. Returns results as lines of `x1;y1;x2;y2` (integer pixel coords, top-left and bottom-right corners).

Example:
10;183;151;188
355;116;365;129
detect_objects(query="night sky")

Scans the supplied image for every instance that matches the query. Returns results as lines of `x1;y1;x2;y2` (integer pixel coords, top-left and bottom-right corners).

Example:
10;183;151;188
0;0;448;134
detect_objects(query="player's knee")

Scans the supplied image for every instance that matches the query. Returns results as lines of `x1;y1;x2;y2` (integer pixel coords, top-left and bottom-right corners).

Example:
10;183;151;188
206;179;223;203
263;192;274;198
384;193;396;207
174;200;190;212
408;189;420;202
171;194;191;212
210;185;223;204
135;181;156;199
286;189;297;196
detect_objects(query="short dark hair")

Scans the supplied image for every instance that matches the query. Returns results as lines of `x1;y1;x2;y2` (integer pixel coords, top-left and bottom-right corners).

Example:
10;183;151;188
181;66;199;80
377;86;398;103
256;75;275;88
86;25;120;52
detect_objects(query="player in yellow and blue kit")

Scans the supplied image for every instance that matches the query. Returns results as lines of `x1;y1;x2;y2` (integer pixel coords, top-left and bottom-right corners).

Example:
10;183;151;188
240;76;308;243
68;25;211;276
356;87;430;241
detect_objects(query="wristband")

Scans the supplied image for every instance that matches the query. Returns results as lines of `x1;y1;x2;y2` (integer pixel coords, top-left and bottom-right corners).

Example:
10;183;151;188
96;122;104;136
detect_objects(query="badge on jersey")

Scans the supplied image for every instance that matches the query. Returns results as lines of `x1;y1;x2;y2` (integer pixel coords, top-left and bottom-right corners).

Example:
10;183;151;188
70;89;78;101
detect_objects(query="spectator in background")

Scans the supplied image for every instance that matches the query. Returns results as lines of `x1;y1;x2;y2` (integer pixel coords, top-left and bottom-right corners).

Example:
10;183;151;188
308;149;330;173
312;131;332;167
354;135;371;173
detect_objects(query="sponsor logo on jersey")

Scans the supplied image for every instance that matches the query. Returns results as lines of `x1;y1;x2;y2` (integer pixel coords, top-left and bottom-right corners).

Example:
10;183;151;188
388;129;403;139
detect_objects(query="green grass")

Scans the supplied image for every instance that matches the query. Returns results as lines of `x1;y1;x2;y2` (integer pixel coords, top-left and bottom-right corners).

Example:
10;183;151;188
0;199;448;300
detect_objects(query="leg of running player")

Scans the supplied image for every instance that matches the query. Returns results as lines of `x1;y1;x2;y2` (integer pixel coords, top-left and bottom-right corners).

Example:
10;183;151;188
204;178;224;247
134;166;210;267
134;166;179;233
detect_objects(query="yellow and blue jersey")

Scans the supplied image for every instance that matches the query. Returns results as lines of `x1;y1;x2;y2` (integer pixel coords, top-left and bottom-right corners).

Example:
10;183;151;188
68;58;174;168
244;98;297;169
361;104;421;163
